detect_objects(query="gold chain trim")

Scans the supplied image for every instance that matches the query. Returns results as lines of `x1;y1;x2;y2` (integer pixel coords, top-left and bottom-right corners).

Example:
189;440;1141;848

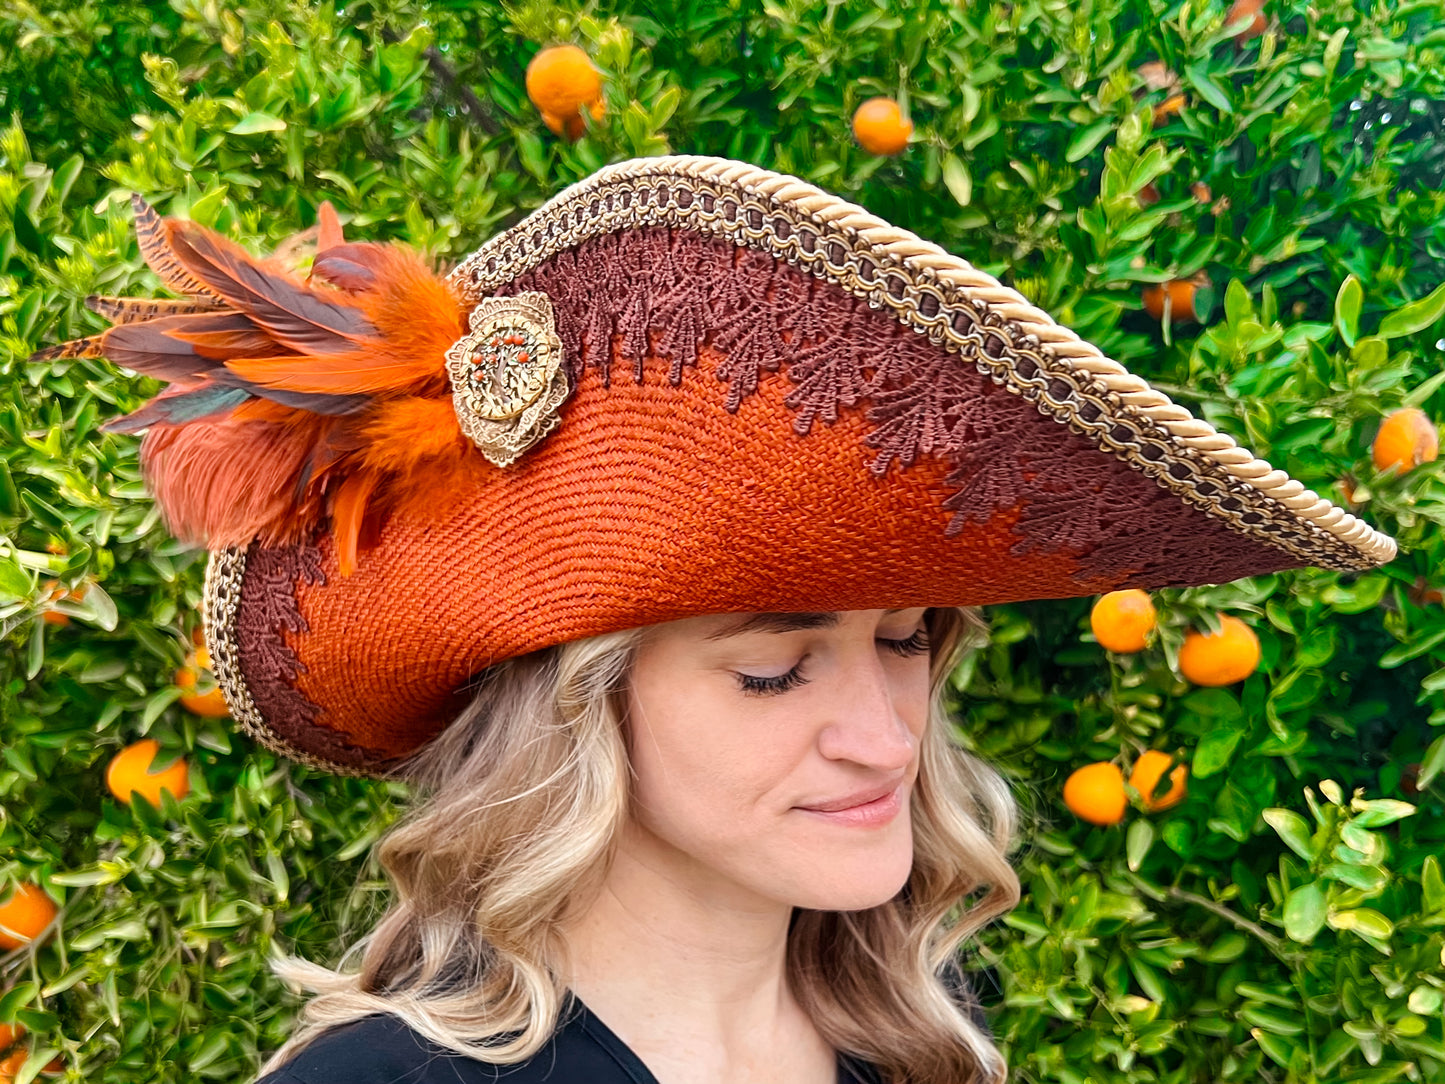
449;155;1395;573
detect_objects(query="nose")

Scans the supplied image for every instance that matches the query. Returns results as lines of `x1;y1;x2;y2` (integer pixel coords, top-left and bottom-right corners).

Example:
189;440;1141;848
814;653;918;772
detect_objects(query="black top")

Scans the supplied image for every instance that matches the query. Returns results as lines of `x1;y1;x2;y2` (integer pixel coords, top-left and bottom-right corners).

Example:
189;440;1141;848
256;996;885;1084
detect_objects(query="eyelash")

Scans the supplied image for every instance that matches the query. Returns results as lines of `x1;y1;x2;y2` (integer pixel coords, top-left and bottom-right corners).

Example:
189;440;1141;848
736;629;932;697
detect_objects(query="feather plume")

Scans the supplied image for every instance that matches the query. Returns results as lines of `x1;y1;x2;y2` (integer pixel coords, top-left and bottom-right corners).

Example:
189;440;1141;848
30;197;473;568
130;194;224;301
87;295;227;324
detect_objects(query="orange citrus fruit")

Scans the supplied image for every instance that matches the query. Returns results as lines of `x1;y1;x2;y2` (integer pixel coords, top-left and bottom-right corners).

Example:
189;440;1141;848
1371;407;1439;475
525;44;603;120
1129;750;1188;811
1063;762;1128;826
0;883;58;950
541;98;606;141
1178;614;1260;686
1142;280;1200;322
105;739;190;807
0;1024;63;1079
1153;94;1186;124
175;647;229;717
852;97;913;156
1090;590;1157;653
1225;0;1266;41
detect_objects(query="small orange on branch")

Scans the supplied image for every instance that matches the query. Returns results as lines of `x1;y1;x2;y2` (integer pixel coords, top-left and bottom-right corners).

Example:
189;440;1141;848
1178;614;1260;686
1371;407;1438;475
1064;762;1128;826
175;644;230;717
1225;0;1267;42
1142;278;1205;323
106;739;190;807
1090;590;1157;653
0;883;57;951
1130;750;1188;811
852;97;913;156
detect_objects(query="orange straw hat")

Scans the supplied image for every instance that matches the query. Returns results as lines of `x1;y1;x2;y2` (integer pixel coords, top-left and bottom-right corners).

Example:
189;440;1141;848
36;155;1396;777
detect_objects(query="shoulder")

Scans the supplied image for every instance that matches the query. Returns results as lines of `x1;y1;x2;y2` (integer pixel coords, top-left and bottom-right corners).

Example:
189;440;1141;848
255;1007;655;1084
255;1013;478;1084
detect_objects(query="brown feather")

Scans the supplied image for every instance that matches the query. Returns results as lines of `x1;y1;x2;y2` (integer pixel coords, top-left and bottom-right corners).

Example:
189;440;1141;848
131;195;224;300
220;246;463;396
87;295;226;323
96;314;275;380
165;223;379;354
29;336;107;362
63;200;474;559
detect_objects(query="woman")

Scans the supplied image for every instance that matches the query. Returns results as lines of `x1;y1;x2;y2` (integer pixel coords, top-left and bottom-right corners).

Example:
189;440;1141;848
257;606;1013;1084
36;155;1394;1083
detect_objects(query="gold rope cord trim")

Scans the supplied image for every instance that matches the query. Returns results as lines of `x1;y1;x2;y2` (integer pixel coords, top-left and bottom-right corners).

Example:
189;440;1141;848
449;154;1396;573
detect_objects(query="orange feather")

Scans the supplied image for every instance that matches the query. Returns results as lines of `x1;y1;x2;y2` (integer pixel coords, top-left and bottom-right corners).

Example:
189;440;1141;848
35;198;477;567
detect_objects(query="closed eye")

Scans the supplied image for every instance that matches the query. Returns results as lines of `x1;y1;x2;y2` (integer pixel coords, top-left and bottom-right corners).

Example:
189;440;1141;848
880;629;930;657
735;628;931;696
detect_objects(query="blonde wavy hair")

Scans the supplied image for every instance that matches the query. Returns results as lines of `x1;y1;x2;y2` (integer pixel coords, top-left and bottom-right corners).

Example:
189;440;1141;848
259;607;1020;1084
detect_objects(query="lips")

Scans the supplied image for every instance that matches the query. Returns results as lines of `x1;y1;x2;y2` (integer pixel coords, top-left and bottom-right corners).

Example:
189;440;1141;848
797;778;905;813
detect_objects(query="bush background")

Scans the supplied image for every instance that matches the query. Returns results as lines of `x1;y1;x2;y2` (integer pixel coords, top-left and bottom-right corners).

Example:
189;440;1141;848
2;0;1444;1081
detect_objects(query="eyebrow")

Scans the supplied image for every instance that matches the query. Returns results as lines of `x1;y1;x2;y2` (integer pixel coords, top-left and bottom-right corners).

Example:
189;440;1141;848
703;610;908;640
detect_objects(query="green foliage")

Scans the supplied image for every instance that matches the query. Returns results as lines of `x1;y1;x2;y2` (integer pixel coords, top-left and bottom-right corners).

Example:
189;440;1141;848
1;0;1443;1082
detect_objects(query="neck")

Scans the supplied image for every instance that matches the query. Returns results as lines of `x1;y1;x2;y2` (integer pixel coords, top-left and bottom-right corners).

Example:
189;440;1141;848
560;819;827;1079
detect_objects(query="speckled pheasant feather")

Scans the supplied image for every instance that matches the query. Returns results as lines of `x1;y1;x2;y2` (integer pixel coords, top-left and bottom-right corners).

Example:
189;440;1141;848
31;197;471;574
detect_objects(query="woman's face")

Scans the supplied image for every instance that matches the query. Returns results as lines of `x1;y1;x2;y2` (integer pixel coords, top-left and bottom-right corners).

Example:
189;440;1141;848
622;607;934;913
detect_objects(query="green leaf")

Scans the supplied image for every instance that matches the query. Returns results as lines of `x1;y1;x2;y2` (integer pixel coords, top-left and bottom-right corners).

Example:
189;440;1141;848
1403;367;1445;406
1334;275;1362;348
1126;818;1154;871
1184;62;1232;112
228;112;287;135
0;982;38;1021
1327;907;1394;940
1378;281;1445;339
1408;986;1442;1015
1380;627;1445;668
1065;119;1114;163
1422;855;1444;913
1263;808;1316;860
0;555;30;599
1193;727;1244;778
1418;734;1445;790
941;153;972;207
1283;881;1327;942
1252;1028;1299;1068
1349;798;1415;828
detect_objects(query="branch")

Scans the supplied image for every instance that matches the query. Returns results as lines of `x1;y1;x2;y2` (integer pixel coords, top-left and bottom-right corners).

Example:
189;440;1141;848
1165;885;1295;961
382;27;500;136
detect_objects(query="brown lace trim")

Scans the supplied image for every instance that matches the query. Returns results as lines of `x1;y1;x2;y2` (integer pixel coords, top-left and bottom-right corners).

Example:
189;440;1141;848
451;157;1391;573
495;227;1291;588
204;544;378;776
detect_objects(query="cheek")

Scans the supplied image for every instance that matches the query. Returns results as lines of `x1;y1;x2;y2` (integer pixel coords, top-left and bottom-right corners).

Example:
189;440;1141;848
624;678;802;835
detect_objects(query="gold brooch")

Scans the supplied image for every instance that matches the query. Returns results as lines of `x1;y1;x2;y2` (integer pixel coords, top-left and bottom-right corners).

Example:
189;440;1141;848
445;292;569;467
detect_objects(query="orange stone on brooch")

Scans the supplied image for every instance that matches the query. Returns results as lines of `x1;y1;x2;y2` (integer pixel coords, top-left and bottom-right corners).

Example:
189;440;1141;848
445;291;570;467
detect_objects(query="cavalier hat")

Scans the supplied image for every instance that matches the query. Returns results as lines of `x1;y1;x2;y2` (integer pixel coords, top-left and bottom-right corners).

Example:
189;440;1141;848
37;155;1396;777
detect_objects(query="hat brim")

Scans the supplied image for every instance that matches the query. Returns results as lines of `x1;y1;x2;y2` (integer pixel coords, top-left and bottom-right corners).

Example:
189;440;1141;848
204;155;1395;777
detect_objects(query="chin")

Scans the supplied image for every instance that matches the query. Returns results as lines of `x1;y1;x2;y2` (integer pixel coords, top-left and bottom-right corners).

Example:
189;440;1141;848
781;823;916;911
